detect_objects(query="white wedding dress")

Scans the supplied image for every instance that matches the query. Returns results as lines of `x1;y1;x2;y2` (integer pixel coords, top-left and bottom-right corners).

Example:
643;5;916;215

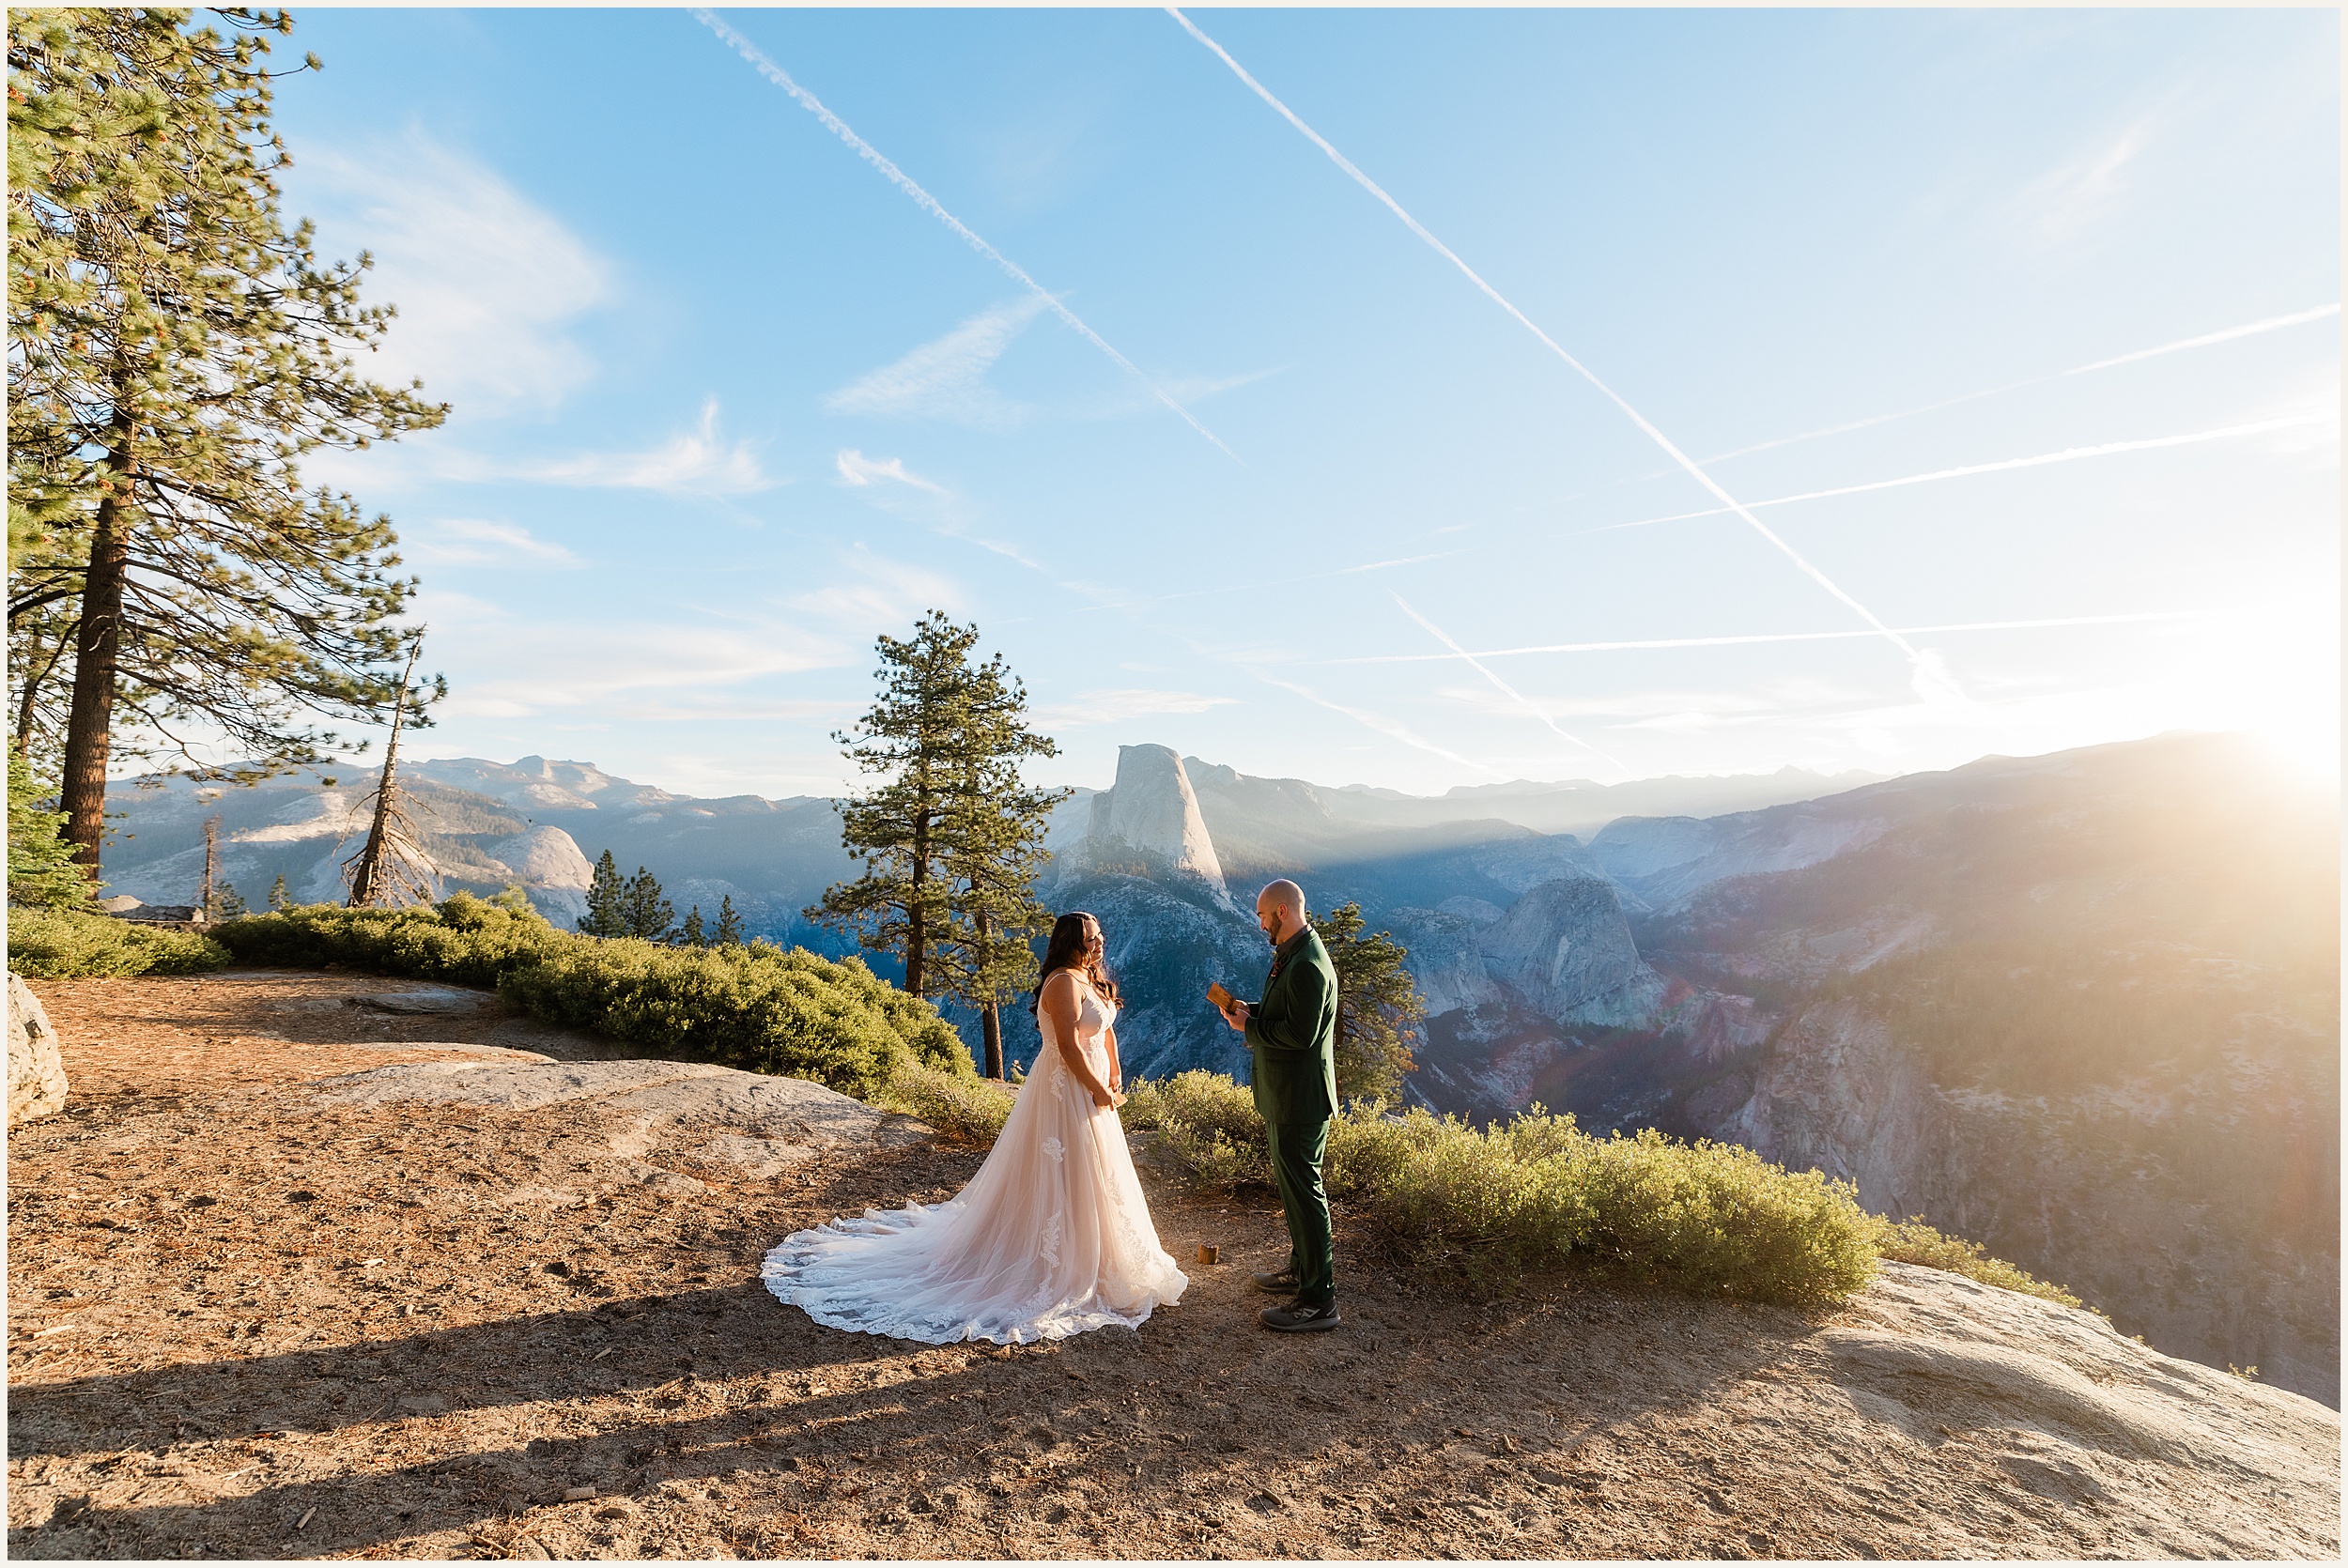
761;980;1189;1345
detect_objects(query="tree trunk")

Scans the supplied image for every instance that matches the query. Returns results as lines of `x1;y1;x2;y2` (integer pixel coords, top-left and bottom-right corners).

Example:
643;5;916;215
974;904;1004;1077
59;419;136;878
200;815;219;917
981;1002;1005;1080
904;803;930;999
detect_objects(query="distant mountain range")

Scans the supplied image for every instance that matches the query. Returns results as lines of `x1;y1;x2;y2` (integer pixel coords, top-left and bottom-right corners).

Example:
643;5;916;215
88;734;2336;1405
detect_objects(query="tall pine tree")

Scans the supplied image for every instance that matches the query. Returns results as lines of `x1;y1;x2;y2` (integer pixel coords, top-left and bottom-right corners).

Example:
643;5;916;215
8;9;446;877
619;866;673;942
809;612;1066;1076
714;894;743;946
577;850;625;937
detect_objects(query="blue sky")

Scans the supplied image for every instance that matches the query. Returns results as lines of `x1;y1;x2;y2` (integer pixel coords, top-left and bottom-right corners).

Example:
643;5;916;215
263;7;2339;799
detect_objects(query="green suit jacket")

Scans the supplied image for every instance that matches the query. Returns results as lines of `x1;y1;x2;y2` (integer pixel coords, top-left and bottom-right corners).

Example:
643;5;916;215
1244;927;1339;1125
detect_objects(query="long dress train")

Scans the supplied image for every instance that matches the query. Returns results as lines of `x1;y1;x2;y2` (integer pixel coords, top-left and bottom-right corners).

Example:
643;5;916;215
760;981;1188;1345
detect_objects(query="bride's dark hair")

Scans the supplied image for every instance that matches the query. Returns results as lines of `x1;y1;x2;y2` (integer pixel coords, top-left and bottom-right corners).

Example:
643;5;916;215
1030;911;1120;1017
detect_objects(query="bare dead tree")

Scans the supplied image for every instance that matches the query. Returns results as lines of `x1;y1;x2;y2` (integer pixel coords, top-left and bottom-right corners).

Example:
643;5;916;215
342;638;438;910
199;813;220;919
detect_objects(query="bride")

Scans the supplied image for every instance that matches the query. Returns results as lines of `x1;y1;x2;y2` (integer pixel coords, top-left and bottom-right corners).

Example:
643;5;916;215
761;912;1189;1344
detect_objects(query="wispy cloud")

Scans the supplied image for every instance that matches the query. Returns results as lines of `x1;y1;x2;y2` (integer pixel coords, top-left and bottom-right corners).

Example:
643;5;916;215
1602;410;2338;532
404;518;584;570
508;399;773;496
1391;593;1625;771
835;449;950;496
299;132;610;416
1169;8;1953;699
786;545;963;629
419;592;843;722
1326;607;2240;665
2014;117;2153;244
1031;689;1238;729
696;8;1241;464
826;296;1046;430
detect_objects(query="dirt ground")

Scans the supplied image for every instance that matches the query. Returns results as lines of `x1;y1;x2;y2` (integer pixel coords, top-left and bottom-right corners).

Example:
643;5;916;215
7;969;2338;1561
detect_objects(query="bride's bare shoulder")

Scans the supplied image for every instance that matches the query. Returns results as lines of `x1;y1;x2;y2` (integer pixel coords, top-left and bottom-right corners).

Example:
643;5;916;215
1039;967;1082;1006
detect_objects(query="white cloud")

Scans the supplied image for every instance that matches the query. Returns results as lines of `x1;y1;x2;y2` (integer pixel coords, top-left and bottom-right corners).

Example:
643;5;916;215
2014;117;2153;244
826;297;1046;429
787;546;964;630
299;132;610;415
404;517;584;570
1031;689;1238;728
509;399;773;496
835;449;950;495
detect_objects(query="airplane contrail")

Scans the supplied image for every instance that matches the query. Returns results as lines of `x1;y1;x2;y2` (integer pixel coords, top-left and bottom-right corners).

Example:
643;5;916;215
1390;592;1627;771
1247;670;1506;776
1695;303;2340;467
1600;410;2337;531
1166;7;1958;699
696;8;1242;464
1326;607;2238;664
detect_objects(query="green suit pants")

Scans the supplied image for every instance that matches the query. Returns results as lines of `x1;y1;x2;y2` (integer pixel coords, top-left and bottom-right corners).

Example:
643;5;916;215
1268;1118;1335;1306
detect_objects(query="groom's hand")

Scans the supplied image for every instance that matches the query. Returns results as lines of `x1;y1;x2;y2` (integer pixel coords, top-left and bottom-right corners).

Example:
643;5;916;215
1218;1000;1250;1032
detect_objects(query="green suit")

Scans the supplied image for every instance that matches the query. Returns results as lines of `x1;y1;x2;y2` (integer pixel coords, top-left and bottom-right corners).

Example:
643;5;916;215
1245;927;1339;1306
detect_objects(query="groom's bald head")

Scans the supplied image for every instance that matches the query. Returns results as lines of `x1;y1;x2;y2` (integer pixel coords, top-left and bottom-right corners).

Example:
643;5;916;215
1257;880;1305;944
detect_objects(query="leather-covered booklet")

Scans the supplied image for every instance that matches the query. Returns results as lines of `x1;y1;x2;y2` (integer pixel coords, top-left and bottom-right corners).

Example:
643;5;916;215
1206;982;1236;1011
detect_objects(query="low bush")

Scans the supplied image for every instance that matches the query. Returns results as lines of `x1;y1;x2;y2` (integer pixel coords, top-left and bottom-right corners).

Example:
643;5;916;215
211;896;970;1099
8;907;232;978
1124;1073;2074;1309
1867;1216;2081;1307
878;1060;1018;1145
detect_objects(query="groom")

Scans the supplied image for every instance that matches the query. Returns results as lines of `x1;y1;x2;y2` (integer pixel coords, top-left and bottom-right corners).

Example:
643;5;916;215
1217;879;1341;1332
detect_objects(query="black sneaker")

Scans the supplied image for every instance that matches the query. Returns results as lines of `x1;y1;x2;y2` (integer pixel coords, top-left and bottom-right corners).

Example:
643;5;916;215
1251;1268;1301;1295
1259;1300;1341;1332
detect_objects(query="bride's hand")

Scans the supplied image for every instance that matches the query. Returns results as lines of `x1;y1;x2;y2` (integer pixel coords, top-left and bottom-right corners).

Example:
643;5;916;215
1093;1084;1125;1110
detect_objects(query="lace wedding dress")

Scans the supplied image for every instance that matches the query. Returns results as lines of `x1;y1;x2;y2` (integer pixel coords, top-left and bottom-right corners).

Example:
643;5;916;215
761;980;1189;1345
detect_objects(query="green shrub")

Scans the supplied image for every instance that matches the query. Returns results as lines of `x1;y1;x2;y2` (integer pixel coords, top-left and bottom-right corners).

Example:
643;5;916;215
211;895;970;1099
1867;1216;2081;1307
8;907;232;978
878;1060;1018;1145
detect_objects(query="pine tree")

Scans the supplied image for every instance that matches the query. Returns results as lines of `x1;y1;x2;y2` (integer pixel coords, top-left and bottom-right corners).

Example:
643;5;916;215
1311;901;1425;1105
715;894;743;946
809;612;1067;1076
8;9;447;879
932;682;1065;1080
678;905;707;947
266;871;290;911
212;880;247;917
619;866;673;942
7;744;89;908
578;850;625;937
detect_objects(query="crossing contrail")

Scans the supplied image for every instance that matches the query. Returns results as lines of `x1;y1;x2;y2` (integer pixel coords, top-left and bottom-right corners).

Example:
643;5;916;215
1601;409;2336;531
1695;302;2340;467
696;8;1241;464
1167;7;1957;699
1247;670;1505;776
1390;592;1627;770
1326;607;2237;664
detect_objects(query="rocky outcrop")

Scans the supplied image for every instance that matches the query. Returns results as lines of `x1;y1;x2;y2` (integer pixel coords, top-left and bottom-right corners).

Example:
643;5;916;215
8;974;68;1128
483;825;594;922
1475;873;1666;1027
1058;746;1227;895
